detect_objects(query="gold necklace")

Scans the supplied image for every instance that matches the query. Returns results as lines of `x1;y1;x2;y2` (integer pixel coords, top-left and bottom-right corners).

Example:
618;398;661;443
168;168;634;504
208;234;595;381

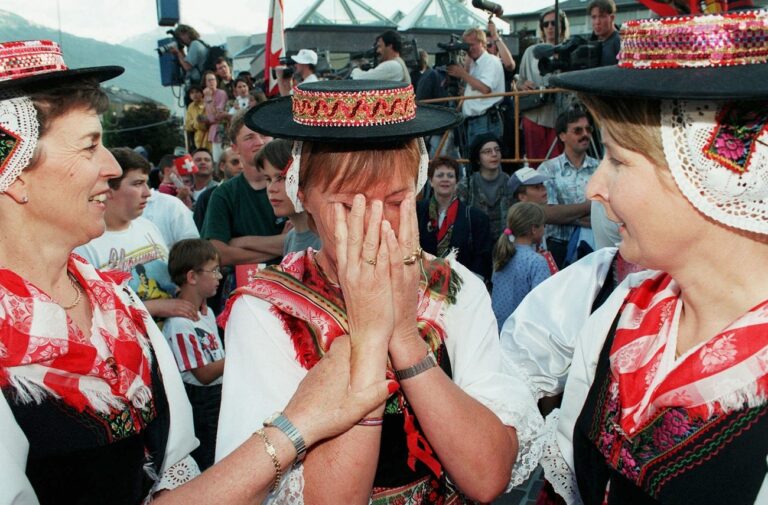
55;273;82;311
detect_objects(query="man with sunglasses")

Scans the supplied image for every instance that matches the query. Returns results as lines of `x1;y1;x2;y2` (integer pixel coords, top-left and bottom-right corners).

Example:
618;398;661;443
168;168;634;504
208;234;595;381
536;108;599;268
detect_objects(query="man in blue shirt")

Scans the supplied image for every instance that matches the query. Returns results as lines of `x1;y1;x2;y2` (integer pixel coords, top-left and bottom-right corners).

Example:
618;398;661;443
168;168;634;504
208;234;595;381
537;108;599;268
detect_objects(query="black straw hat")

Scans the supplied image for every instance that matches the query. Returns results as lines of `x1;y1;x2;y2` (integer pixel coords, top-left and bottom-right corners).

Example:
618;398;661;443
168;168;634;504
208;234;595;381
244;80;462;143
551;10;768;100
0;40;123;91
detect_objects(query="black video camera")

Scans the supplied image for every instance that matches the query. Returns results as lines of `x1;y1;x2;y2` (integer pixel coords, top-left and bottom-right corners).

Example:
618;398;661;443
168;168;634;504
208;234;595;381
278;56;295;79
350;46;377;71
435;36;470;67
536;36;602;75
157;29;184;56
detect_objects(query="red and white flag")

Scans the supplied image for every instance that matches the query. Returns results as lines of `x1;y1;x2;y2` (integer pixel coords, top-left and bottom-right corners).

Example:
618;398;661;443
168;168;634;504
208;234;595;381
265;0;285;97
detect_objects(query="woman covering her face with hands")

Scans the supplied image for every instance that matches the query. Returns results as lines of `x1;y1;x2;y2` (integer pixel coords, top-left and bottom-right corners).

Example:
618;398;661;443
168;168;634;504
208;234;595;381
216;80;544;504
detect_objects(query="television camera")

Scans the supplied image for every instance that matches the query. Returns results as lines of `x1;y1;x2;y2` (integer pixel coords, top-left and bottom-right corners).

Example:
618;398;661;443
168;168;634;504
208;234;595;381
535;36;603;75
434;35;470;97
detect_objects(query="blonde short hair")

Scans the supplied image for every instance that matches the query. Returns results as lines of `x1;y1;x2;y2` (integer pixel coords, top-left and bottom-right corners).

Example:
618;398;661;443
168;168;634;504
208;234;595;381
463;27;487;45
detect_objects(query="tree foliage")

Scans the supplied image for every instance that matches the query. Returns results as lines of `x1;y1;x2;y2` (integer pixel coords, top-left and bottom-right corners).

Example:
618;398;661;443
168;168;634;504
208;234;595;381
103;103;183;164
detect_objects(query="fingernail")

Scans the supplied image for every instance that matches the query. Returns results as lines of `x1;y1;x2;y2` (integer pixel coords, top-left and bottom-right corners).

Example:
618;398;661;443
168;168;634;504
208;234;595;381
388;381;400;394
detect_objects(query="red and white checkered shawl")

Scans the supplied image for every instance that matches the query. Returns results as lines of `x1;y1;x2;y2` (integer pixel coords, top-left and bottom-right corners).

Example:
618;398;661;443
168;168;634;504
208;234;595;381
610;271;768;435
0;253;155;414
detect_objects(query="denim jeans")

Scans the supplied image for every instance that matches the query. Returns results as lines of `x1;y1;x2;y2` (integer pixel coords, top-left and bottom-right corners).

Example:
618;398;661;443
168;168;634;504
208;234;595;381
465;110;503;155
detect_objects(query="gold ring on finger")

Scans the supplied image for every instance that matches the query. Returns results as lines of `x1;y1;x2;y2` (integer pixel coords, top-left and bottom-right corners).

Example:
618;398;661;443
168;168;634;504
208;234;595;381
402;254;418;265
364;258;377;266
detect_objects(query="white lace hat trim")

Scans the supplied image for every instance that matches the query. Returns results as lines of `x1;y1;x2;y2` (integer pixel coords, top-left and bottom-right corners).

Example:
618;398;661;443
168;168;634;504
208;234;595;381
0;90;38;193
286;138;430;213
661;99;768;235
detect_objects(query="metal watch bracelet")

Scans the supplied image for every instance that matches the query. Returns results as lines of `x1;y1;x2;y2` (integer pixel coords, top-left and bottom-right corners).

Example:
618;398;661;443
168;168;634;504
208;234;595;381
394;351;438;381
263;412;307;462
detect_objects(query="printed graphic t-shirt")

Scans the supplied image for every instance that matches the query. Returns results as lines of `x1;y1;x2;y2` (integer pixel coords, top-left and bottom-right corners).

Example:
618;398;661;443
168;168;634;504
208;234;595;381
75;217;176;302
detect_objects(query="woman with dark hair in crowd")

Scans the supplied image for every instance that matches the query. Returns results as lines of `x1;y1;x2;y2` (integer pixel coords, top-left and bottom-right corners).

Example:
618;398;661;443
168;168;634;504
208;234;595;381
503;8;768;504
417;155;492;282
0;40;398;505
457;133;514;240
216;80;544;503
517;8;570;166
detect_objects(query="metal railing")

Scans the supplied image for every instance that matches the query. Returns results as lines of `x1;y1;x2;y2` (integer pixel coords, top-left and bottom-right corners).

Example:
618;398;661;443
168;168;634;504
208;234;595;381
419;87;565;164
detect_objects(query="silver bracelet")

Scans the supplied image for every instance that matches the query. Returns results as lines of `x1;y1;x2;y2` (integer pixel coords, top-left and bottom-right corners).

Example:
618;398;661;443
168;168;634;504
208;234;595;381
394;351;438;381
263;412;307;462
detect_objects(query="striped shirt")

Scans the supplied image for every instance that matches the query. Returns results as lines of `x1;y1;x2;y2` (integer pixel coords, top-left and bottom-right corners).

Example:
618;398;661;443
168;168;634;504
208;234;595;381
163;308;224;386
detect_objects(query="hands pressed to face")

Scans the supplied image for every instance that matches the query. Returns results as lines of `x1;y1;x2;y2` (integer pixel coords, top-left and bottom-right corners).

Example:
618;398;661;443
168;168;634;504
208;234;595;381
334;192;422;349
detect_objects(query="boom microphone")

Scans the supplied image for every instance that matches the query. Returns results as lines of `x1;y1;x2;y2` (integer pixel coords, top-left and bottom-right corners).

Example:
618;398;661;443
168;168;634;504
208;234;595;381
471;0;504;17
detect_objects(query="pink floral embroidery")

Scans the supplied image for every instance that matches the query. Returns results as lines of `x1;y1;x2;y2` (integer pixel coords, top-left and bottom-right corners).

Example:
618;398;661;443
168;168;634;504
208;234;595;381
714;133;745;161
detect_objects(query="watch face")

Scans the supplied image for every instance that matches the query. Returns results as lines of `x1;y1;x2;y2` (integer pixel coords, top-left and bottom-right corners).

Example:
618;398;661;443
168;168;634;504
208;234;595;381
264;411;282;426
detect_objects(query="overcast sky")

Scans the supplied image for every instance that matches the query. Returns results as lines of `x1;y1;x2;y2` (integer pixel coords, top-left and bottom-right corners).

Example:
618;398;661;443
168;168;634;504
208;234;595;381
5;0;553;44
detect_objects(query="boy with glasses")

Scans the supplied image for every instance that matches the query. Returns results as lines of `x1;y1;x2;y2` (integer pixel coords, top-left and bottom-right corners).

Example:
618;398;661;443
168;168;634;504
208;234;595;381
163;239;226;471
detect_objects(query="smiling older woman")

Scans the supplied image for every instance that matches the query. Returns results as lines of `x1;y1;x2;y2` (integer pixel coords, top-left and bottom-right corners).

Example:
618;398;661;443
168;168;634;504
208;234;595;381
215;80;544;504
501;8;768;505
0;41;398;505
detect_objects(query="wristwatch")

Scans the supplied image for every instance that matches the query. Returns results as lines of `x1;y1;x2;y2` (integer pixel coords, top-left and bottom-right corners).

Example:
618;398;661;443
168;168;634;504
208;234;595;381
395;351;438;381
263;412;307;461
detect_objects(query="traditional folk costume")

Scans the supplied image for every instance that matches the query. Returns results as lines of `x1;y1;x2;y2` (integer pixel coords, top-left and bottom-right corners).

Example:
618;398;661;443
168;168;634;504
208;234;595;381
217;251;543;503
214;80;544;503
504;9;768;505
0;255;199;504
0;41;199;504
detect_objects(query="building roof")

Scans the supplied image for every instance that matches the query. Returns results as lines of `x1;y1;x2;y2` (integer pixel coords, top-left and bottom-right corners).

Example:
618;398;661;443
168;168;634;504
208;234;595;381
397;0;491;31
233;43;264;59
292;0;396;27
104;86;166;109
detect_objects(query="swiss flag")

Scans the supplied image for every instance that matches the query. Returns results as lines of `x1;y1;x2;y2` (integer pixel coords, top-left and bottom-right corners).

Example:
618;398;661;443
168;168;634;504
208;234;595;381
174;154;198;176
265;0;285;97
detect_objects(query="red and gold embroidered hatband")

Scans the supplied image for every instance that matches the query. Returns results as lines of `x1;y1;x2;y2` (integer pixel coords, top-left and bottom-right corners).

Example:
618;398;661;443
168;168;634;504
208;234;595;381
0;39;122;192
291;84;417;127
619;10;768;69
0;40;68;82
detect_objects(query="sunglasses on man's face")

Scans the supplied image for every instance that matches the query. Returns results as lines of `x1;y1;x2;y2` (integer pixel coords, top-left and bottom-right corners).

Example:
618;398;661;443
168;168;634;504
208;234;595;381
542;20;557;28
569;125;594;135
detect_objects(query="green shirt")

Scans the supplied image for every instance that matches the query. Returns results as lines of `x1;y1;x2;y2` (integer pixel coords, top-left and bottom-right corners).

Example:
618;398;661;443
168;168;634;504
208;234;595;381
201;173;282;243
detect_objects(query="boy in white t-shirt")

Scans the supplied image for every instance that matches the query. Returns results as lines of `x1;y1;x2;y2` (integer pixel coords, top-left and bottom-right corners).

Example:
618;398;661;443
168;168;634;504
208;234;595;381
163;239;225;470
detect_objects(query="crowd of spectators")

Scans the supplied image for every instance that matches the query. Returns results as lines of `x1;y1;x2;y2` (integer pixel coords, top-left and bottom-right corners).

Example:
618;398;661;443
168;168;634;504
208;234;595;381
0;0;768;503
88;0;624;473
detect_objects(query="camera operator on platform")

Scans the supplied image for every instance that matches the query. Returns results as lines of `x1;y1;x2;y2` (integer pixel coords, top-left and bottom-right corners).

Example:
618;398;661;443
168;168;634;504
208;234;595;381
168;24;209;87
588;0;620;66
446;27;505;154
291;49;319;85
350;30;411;83
517;8;570;166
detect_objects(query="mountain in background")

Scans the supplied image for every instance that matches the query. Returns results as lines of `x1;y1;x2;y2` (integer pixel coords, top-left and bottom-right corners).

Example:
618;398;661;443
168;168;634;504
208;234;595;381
0;10;181;112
